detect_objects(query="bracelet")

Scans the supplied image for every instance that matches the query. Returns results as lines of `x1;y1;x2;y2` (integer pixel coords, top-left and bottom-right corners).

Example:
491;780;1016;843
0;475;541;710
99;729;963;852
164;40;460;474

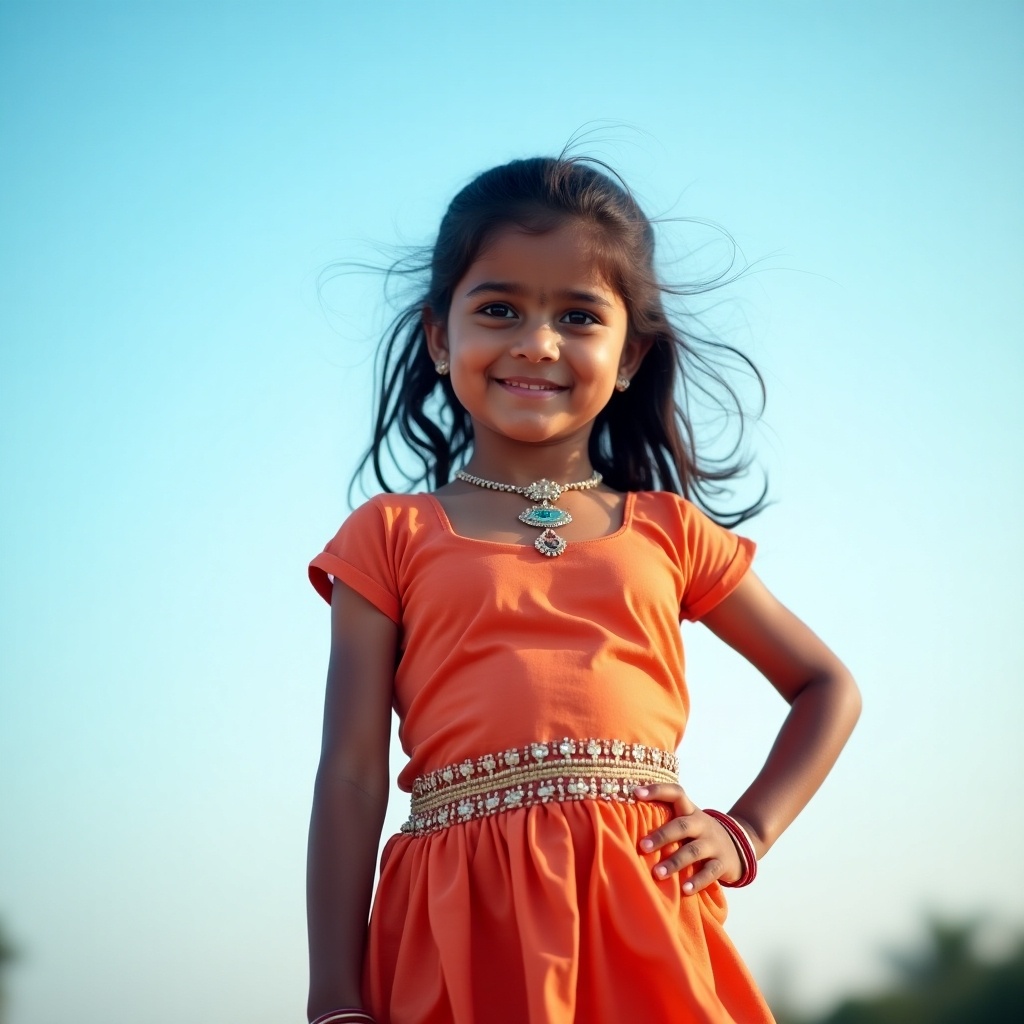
703;809;758;888
310;1010;376;1024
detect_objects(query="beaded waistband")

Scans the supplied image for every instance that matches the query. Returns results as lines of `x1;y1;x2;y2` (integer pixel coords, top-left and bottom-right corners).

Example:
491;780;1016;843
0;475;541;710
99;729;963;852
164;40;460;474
401;737;679;836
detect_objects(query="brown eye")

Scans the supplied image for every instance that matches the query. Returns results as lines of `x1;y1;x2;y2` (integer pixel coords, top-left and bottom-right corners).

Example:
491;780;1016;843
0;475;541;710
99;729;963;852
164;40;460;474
480;303;517;319
561;310;598;326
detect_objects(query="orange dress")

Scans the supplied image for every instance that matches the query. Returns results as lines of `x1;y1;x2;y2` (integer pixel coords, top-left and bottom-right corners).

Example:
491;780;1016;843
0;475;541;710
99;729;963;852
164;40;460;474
310;491;775;1024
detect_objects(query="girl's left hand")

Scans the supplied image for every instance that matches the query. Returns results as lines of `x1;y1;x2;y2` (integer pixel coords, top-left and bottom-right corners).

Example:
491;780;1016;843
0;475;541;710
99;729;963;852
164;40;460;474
633;784;743;895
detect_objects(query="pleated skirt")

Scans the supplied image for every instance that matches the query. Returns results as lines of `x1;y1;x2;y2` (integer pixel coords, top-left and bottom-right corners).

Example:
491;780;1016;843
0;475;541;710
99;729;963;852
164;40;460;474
364;799;775;1023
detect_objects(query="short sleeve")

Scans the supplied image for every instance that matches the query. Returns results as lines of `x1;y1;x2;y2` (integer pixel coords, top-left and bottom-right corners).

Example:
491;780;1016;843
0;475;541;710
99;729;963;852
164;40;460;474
679;503;756;622
308;499;401;622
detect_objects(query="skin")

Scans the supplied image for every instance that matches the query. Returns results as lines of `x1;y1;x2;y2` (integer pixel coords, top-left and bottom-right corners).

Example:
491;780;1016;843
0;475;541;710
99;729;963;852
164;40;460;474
307;582;395;1017
306;222;861;1019
633;571;861;891
426;220;649;481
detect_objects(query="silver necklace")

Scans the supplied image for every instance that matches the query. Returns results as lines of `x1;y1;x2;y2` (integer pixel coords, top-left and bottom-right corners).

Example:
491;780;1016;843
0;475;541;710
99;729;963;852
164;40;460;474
454;469;603;557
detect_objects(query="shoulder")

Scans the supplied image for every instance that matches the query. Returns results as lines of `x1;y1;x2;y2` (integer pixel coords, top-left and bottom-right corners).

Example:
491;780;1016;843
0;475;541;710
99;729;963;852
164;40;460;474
631;490;750;535
630;489;755;570
631;489;703;530
632;489;686;512
320;492;441;564
628;491;757;621
309;493;438;612
332;492;437;537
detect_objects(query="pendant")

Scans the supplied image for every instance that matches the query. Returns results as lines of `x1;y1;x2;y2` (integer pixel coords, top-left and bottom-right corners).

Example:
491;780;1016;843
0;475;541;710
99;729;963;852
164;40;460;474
453;470;602;560
519;505;573;529
523;479;564;502
535;529;567;557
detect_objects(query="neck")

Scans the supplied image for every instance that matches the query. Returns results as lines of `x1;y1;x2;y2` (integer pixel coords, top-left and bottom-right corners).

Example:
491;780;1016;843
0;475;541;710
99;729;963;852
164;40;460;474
462;434;595;486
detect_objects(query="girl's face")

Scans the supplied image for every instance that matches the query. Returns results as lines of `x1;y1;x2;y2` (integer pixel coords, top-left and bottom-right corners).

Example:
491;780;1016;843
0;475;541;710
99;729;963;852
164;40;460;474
426;222;648;453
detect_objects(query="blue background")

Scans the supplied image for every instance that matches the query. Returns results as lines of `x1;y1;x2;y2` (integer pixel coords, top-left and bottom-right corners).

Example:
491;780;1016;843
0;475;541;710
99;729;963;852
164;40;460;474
1;2;1022;1021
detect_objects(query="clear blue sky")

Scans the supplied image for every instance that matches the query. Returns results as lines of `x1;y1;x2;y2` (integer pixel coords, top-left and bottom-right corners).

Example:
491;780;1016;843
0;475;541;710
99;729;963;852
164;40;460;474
1;2;1022;1021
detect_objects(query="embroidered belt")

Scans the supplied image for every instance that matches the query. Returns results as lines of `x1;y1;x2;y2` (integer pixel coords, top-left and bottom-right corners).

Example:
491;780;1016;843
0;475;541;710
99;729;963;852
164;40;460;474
401;737;679;836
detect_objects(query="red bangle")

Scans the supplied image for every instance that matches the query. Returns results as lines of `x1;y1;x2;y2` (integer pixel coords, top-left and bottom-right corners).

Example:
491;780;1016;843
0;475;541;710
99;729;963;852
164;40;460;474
703;809;758;887
310;1010;376;1024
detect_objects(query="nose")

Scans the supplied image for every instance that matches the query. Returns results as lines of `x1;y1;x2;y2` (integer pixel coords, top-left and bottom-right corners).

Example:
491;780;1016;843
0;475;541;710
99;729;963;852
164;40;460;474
510;321;561;362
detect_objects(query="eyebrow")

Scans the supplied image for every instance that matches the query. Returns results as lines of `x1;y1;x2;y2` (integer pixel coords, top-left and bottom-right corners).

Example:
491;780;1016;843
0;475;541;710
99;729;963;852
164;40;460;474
463;281;613;309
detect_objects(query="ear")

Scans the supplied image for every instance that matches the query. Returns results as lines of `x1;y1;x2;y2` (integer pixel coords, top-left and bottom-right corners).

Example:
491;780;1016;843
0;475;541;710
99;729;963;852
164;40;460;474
423;307;448;363
618;333;653;380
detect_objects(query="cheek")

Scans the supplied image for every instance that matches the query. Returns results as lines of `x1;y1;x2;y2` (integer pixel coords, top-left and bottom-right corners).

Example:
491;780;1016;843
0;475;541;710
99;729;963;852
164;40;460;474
447;347;492;404
448;327;495;365
584;348;625;378
450;351;494;387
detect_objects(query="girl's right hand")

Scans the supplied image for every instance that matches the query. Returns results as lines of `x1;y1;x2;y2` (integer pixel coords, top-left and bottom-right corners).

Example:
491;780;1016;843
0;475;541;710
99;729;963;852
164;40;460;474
633;784;750;895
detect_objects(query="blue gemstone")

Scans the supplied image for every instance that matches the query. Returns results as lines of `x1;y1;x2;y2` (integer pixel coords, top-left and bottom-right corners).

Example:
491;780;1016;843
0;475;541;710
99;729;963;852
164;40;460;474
520;506;572;528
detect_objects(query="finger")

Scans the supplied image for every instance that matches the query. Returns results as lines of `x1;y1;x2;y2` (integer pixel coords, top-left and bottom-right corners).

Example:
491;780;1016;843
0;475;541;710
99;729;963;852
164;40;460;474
648;820;743;886
634;784;700;854
649;836;713;877
639;814;696;853
633;783;698;816
650;843;724;890
679;859;726;896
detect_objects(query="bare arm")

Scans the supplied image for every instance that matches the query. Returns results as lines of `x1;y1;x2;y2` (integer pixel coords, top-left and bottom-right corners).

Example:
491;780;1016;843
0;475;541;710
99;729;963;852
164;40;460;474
700;571;861;855
636;570;861;888
307;580;397;1020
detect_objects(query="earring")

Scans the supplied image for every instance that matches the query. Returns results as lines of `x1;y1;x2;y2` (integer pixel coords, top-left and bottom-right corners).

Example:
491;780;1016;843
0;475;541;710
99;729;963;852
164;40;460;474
435;358;450;376
615;375;630;392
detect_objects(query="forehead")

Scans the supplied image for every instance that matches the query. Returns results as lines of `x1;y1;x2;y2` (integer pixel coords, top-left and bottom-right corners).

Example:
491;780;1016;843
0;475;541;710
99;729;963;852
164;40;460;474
460;222;618;297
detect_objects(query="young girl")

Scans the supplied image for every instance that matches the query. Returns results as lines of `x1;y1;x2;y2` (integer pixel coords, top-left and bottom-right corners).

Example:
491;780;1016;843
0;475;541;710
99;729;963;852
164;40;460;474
306;157;861;1024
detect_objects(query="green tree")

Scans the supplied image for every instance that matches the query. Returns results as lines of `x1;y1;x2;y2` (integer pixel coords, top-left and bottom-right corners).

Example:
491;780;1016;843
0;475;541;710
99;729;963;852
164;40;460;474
773;918;1024;1024
0;916;17;1024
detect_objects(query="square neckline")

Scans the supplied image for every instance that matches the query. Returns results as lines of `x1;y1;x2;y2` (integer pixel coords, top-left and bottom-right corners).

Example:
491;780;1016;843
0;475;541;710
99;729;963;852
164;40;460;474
424;491;637;550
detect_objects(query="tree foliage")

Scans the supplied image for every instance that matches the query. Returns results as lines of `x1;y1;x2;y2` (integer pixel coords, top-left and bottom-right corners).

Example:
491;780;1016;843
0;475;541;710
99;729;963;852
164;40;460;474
0;916;16;1024
774;919;1024;1024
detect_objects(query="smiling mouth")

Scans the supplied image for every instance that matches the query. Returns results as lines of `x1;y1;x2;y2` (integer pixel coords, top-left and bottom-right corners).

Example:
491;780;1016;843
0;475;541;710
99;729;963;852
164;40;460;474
497;378;567;392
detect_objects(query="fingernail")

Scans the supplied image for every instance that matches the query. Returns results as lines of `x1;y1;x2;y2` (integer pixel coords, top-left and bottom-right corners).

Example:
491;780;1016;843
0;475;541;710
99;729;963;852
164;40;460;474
682;882;694;894
634;787;648;797
640;838;653;852
655;865;667;878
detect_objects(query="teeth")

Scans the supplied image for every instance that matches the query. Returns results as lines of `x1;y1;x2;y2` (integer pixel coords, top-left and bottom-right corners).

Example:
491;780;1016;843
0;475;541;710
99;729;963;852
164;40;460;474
507;381;557;390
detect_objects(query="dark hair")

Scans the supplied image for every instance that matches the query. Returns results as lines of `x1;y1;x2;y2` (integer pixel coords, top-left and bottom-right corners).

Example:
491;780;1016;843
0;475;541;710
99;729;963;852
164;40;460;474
352;155;766;526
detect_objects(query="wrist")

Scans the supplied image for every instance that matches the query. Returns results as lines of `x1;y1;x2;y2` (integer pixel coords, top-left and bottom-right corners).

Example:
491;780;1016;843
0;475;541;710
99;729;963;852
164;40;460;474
307;976;364;1021
308;990;369;1024
703;808;758;888
310;1010;376;1024
725;809;769;860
